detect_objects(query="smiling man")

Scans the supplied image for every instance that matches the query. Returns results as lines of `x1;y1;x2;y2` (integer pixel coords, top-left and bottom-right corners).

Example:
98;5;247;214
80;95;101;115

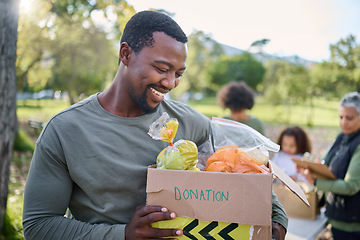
99;30;187;117
22;11;287;239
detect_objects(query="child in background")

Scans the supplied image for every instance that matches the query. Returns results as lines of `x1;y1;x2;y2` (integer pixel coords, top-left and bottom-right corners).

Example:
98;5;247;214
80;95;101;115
272;126;312;182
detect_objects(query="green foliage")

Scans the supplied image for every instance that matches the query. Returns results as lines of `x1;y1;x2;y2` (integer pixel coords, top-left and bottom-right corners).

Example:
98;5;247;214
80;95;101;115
16;0;53;92
1;197;24;240
16;0;136;103
330;34;358;70
13;128;35;153
263;60;311;102
310;62;338;97
311;34;360;97
250;38;270;54
262;60;313;124
207;52;265;91
263;60;291;103
50;16;118;104
171;30;223;99
1;215;23;240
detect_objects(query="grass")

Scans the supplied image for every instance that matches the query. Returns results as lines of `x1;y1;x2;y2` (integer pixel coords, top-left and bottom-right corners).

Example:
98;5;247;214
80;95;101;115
188;96;340;128
3;187;25;240
16;96;340;129
16;99;70;123
1;158;27;240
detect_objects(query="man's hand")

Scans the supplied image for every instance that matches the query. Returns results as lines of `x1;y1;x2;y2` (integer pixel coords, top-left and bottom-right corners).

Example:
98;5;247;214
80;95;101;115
125;204;183;240
272;222;286;240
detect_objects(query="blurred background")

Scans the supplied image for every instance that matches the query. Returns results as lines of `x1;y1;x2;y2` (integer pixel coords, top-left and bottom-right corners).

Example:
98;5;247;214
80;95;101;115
1;0;360;239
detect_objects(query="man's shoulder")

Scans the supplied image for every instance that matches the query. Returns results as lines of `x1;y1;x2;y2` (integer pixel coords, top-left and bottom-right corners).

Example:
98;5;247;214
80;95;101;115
48;94;98;124
162;99;193;109
161;99;206;117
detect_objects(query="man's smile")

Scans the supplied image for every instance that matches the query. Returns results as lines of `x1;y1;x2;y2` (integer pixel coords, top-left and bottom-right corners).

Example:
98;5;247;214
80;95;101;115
150;87;166;98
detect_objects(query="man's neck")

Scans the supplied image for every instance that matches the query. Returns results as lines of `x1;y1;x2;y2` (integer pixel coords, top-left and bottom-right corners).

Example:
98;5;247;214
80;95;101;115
97;85;144;118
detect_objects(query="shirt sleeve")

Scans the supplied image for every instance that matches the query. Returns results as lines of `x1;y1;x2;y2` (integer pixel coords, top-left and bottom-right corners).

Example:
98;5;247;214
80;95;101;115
22;141;126;240
316;145;360;196
271;190;288;230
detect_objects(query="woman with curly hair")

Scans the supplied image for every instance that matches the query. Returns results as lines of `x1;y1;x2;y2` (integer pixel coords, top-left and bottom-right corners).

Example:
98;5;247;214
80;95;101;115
217;81;265;135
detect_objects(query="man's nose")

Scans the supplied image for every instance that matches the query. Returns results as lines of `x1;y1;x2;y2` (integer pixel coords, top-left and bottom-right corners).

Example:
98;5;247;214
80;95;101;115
161;73;178;89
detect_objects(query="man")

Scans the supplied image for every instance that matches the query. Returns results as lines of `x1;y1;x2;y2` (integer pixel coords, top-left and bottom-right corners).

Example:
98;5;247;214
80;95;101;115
23;11;287;239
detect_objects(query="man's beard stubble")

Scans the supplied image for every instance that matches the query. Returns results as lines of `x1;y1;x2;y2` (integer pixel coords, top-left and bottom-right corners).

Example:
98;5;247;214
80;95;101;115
129;86;159;114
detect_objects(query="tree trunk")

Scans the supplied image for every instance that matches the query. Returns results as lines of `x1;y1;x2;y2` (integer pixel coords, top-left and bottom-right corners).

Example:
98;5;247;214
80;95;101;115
0;0;20;232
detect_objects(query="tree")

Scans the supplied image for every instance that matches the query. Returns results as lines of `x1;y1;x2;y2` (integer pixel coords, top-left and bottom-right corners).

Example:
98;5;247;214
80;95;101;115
50;16;119;104
311;34;360;97
49;0;135;104
310;61;339;97
48;0;135;41
249;38;270;54
207;52;265;91
262;60;292;104
16;0;53;92
263;60;311;124
171;30;223;99
329;34;360;93
0;0;19;232
15;0;136;103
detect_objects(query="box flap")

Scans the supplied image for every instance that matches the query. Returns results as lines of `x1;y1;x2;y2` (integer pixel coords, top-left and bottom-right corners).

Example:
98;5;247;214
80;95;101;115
269;160;310;207
292;158;336;180
146;167;273;226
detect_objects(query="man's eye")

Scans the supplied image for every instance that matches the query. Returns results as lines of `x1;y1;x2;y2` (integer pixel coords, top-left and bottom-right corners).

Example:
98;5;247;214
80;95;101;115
155;67;167;73
176;73;183;78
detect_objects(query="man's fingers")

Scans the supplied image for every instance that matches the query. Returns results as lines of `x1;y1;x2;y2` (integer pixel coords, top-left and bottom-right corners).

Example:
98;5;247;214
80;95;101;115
136;205;166;217
150;228;183;238
130;225;182;239
135;205;177;225
143;209;176;225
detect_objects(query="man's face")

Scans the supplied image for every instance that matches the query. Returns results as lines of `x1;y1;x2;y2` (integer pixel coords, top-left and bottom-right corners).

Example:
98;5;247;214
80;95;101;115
339;106;360;135
126;32;187;114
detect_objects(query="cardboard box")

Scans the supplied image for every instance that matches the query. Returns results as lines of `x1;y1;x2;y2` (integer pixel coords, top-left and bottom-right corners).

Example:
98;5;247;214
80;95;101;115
274;183;320;220
146;161;309;239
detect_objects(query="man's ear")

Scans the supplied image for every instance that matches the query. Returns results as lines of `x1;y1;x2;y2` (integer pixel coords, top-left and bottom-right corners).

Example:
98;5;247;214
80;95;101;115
119;42;131;66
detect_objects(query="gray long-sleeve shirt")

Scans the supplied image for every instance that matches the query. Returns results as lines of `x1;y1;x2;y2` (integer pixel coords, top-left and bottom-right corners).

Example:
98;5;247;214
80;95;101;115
23;94;287;239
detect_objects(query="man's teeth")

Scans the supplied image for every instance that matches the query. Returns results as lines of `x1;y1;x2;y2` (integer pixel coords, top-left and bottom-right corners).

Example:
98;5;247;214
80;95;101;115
151;88;165;97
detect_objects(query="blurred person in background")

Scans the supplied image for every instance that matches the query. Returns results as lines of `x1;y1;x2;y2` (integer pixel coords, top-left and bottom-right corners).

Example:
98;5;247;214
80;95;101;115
272;126;312;182
217;81;265;135
299;92;360;240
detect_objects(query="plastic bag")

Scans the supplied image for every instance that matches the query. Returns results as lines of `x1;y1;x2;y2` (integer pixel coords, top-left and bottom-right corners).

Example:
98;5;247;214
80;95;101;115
198;117;280;170
148;112;200;171
204;144;270;173
211;117;280;153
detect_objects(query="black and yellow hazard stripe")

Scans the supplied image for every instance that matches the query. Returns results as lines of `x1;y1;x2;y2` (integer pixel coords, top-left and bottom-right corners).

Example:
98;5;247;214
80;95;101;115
152;217;253;239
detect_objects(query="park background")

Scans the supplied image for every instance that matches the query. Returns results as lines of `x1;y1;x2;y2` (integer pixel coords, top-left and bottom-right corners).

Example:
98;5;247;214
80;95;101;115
1;0;360;239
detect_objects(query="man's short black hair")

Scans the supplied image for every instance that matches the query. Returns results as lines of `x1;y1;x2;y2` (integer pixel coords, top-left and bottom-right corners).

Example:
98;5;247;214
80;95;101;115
120;10;188;54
